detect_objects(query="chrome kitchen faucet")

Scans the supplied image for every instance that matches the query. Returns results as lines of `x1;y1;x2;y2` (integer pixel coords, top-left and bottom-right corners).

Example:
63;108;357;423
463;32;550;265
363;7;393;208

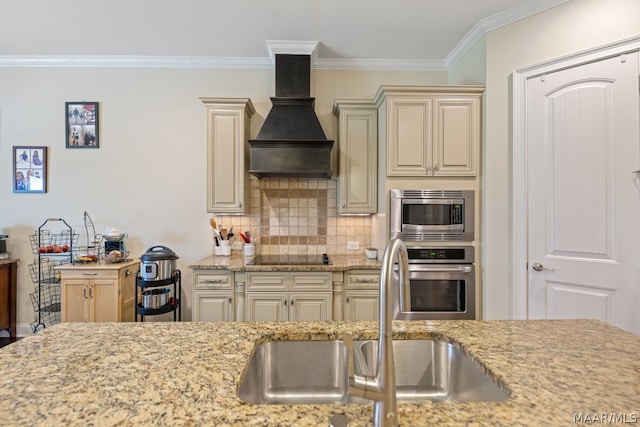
344;238;409;427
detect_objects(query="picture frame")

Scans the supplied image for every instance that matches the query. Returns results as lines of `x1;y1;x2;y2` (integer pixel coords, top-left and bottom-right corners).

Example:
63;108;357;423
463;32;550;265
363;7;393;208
13;146;47;193
65;101;99;148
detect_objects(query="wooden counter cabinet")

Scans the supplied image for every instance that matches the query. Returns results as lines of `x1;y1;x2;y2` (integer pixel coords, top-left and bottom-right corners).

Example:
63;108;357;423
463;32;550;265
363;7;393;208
0;260;18;337
58;261;138;323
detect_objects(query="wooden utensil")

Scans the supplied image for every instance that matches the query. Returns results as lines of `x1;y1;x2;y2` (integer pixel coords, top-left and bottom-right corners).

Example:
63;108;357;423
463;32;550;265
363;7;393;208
220;228;228;240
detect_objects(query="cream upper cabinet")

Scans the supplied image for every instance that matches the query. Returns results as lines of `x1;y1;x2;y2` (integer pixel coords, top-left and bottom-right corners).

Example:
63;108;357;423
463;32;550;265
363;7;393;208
200;98;255;214
375;86;483;177
332;100;378;214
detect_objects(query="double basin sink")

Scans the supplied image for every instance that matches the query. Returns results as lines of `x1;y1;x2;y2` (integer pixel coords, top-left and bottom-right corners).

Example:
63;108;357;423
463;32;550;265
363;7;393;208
237;338;510;405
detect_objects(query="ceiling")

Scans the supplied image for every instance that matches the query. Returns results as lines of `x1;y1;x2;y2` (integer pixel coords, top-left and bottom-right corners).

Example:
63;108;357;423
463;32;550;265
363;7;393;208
0;0;569;70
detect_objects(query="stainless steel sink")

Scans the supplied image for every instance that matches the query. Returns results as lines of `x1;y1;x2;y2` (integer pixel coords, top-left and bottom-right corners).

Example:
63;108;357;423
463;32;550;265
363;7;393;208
237;340;367;404
357;339;509;403
237;339;509;405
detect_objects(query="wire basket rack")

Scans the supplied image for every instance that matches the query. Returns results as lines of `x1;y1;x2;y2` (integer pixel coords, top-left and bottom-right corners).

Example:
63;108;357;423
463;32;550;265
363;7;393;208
29;284;60;330
29;229;78;254
28;258;67;284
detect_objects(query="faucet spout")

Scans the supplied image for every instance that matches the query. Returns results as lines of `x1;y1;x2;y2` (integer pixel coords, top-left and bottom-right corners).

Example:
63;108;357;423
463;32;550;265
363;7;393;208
345;238;409;427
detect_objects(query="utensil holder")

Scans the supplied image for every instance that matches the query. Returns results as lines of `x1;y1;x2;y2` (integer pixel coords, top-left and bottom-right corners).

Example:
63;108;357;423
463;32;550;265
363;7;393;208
220;240;231;256
243;243;255;257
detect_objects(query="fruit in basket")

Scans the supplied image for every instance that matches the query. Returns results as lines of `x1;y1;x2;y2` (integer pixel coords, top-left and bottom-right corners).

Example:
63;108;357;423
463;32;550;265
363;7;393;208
62;245;69;252
52;245;63;253
46;245;53;253
106;250;123;262
38;246;47;253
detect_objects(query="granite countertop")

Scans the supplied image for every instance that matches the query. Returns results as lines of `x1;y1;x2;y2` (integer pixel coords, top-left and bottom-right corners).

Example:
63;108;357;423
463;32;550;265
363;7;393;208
189;253;382;272
0;320;638;426
0;258;19;266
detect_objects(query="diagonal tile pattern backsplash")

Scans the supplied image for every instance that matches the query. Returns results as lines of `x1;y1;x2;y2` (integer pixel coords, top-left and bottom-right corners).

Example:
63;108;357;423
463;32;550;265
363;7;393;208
215;177;371;255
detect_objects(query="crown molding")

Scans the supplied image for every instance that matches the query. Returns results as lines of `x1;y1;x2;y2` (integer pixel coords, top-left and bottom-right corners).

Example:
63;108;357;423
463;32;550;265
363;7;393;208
313;57;446;71
445;0;571;68
0;55;273;69
265;40;319;64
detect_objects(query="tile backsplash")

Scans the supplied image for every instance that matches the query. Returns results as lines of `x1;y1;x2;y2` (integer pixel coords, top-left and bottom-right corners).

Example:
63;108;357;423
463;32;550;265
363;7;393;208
216;177;371;255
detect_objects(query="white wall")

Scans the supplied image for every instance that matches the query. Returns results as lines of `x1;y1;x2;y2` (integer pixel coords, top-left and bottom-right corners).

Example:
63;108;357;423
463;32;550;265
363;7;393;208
482;0;640;318
1;65;445;330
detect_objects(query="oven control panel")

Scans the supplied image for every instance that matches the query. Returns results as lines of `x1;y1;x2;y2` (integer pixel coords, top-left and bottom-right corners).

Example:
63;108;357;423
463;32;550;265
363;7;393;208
406;246;474;263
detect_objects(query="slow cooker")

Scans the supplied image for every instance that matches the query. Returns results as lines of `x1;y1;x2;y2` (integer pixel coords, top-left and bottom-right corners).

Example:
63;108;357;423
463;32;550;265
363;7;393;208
140;245;178;281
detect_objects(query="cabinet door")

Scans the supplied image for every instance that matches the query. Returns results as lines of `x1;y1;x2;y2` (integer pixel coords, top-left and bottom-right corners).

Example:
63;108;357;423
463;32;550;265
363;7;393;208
202;99;254;214
119;268;136;322
245;292;287;321
432;96;480;176
91;279;119;322
193;290;234;322
334;101;378;214
61;279;90;322
387;97;432;176
344;291;379;321
290;293;332;321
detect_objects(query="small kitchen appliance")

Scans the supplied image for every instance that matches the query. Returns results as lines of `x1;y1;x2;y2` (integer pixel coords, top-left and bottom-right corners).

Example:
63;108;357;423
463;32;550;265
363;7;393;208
390;189;474;242
140;246;178;281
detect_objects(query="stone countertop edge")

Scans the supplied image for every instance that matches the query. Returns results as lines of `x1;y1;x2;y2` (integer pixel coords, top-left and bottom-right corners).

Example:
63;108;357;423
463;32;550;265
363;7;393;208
189;252;382;271
0;319;638;426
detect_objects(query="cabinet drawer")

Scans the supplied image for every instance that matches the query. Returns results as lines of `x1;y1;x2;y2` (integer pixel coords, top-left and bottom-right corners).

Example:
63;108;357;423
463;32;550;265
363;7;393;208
290;272;332;291
247;272;288;291
345;271;380;289
194;271;233;290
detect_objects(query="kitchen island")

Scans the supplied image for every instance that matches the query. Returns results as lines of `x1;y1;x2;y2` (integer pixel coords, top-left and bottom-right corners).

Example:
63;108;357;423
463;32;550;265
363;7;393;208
0;320;638;426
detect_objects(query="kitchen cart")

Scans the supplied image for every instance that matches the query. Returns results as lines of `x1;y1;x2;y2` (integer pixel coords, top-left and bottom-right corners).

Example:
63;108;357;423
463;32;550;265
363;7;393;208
28;218;78;332
135;270;181;321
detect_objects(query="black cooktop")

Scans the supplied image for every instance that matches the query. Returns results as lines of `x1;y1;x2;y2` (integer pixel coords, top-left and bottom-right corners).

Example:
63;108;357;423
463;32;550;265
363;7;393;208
246;254;331;265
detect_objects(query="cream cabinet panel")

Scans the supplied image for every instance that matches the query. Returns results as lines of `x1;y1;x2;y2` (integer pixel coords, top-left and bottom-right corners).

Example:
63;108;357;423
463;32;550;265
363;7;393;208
192;270;235;321
376;86;483;178
201;98;255;214
344;290;379;321
59;261;137;323
246;292;288;321
290;293;332;321
344;270;380;321
387;97;432;176
333;100;378;214
433;96;480;176
193;290;234;322
245;272;332;322
290;272;332;291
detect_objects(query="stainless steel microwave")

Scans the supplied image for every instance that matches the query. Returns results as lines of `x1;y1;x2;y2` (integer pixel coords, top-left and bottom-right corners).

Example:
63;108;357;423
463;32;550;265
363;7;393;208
390;189;474;242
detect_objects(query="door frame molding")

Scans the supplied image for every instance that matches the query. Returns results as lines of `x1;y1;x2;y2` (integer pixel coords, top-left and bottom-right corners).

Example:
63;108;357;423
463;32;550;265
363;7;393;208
511;35;640;319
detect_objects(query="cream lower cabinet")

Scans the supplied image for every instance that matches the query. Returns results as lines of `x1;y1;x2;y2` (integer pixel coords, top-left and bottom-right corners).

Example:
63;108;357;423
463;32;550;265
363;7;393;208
245;272;332;321
375;86;483;177
59;261;137;323
192;270;234;322
343;270;380;321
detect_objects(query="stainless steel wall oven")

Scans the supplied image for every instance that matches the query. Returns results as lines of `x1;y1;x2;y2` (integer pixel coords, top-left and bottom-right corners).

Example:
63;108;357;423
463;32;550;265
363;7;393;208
393;246;475;320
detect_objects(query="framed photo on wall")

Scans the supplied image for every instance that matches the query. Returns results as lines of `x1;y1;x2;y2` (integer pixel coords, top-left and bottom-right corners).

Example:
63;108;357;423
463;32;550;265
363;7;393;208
13;146;47;193
65;101;99;148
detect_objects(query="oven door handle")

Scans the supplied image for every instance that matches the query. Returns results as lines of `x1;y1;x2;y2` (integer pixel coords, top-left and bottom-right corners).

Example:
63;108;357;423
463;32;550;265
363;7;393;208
397;265;473;273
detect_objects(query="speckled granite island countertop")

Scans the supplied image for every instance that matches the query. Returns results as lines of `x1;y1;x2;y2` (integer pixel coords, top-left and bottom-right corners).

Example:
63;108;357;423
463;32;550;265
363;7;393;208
0;320;638;426
190;253;382;272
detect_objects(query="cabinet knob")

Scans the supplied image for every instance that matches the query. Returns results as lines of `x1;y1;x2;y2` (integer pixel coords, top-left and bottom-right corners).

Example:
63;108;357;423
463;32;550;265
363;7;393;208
228;297;233;303
290;299;294;306
346;297;350;303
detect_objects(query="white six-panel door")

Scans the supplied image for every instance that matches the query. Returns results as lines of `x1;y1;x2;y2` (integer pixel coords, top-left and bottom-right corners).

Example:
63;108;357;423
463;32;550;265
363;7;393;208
526;53;640;334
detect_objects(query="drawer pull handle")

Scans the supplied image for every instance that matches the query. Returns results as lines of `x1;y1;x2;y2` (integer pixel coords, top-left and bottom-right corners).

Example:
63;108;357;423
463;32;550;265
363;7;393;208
204;279;226;283
82;273;98;276
354;278;376;283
